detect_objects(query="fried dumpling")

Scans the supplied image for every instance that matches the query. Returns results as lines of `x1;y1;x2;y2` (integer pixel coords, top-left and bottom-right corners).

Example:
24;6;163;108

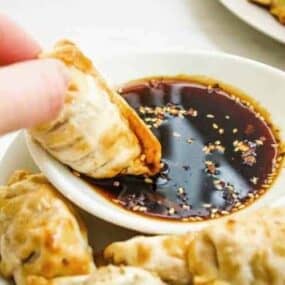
250;0;271;5
104;208;285;285
188;207;285;285
104;235;193;285
84;265;166;285
0;170;95;285
250;0;285;24
271;0;285;24
30;41;161;179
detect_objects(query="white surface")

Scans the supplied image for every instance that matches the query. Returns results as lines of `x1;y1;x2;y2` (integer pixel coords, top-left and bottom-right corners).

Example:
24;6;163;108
1;0;285;151
220;0;285;44
26;50;285;234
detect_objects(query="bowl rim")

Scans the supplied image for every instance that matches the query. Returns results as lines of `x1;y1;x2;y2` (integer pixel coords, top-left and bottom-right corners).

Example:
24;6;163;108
26;49;285;234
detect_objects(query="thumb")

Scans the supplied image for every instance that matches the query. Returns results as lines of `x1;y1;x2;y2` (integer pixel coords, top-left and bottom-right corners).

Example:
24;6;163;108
0;59;69;135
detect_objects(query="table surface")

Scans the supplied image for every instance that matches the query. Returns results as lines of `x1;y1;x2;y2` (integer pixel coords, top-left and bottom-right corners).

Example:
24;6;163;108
0;0;284;157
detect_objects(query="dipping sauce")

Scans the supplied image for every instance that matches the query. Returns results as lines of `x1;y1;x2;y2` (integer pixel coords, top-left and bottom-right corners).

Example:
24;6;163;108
85;76;283;221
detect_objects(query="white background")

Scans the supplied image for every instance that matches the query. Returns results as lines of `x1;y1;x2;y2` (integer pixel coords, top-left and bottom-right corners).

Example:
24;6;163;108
0;0;284;155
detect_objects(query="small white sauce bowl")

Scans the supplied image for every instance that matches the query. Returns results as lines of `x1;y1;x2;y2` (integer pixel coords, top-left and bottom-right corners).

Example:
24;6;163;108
26;50;285;234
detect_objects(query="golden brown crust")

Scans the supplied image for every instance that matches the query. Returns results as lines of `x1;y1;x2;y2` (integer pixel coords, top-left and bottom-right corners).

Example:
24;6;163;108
250;0;285;24
0;170;95;285
104;234;193;285
271;0;285;24
40;40;161;175
188;208;285;285
84;265;166;285
104;208;285;285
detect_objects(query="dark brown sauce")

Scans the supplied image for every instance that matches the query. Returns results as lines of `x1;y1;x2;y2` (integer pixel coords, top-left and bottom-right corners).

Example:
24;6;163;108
84;77;283;221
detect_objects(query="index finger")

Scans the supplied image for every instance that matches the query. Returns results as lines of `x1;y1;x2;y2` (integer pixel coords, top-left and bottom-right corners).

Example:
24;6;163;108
0;13;41;65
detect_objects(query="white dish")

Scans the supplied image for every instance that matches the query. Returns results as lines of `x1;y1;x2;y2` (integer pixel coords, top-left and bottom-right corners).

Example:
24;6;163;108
26;49;285;234
220;0;285;44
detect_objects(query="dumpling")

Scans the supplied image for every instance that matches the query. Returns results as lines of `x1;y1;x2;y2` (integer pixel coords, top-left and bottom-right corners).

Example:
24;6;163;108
84;265;166;285
30;40;161;179
271;0;285;24
104;234;193;285
250;0;285;24
0;170;95;285
104;208;285;285
188;207;285;285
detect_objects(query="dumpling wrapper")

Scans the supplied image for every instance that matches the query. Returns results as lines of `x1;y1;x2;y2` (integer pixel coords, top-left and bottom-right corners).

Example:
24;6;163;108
271;0;285;24
84;265;166;285
30;40;161;179
104;208;285;285
104;234;193;285
250;0;285;24
188;207;285;285
0;170;95;285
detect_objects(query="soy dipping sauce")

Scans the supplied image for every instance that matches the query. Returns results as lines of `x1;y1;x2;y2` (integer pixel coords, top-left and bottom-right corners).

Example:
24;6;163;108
85;77;283;221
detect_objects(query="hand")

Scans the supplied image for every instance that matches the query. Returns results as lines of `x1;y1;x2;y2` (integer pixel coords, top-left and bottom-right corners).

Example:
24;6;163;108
0;14;70;135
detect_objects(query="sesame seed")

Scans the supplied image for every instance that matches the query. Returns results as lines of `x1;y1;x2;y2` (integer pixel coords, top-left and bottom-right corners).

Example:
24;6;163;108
132;206;140;211
144;178;153;184
182;204;190;210
250;177;258;185
255;139;264;146
219;128;224;134
173;132;181;137
113;181;120;187
225;115;230;120
187;138;194;144
232;128;238;134
178;187;185;194
168;208;175;215
206;114;215;118
211;208;218;214
213;123;219;129
138;206;147;212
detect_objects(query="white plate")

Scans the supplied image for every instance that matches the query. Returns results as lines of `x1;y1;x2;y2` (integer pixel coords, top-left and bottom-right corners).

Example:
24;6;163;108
26;50;285;235
220;0;285;44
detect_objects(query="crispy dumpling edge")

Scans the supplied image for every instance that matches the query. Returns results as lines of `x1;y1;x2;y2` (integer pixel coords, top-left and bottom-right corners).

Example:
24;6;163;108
40;40;162;175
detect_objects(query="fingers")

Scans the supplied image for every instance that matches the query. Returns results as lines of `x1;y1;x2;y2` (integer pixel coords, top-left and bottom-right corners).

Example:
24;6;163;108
0;59;70;135
0;13;41;65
